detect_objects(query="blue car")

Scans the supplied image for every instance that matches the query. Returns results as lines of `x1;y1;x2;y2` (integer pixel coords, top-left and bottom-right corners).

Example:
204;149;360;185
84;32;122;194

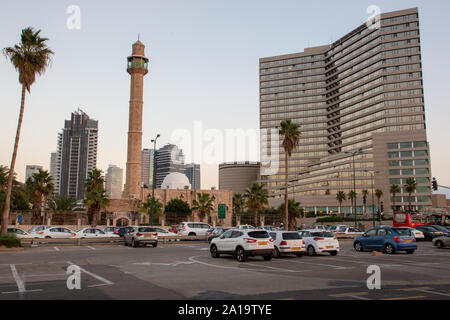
118;226;134;237
354;226;417;254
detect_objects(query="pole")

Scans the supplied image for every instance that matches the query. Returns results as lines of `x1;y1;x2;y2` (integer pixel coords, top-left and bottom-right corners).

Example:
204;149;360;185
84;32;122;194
353;154;357;229
371;172;375;228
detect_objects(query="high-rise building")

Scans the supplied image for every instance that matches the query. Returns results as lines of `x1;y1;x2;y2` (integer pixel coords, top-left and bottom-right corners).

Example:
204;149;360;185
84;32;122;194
123;40;149;199
219;162;260;194
259;8;432;214
25;165;43;182
155;144;185;188
141;149;154;188
105;165;123;199
184;163;201;190
49;152;58;192
56;109;98;200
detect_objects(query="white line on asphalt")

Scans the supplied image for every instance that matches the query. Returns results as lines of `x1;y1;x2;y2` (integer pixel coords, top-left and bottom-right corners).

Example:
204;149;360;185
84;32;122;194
0;263;32;266
10;264;25;292
67;261;113;286
274;259;353;270
348;295;370;300
417;289;450;297
54;247;60;251
87;246;97;251
243;262;303;273
134;261;196;267
2;289;43;294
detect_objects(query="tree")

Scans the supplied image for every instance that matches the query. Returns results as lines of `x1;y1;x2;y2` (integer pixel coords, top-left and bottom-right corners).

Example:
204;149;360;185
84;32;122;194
278;199;303;230
362;189;369;214
1;27;53;234
375;189;383;213
84;169;109;226
141;197;163;221
347;190;357;215
279;119;301;230
26;169;54;224
192;193;214;222
404;177;417;212
0;166;30;212
48;195;76;212
390;184;401;212
244;182;268;227
232;193;245;224
336;191;346;216
164;198;191;216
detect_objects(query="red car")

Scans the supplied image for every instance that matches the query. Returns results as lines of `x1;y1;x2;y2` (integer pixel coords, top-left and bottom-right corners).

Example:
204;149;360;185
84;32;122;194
169;225;181;234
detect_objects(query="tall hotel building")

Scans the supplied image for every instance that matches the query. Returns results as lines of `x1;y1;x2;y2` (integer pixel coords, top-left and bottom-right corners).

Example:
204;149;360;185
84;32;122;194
259;8;432;214
141;149;154;187
155;144;185;188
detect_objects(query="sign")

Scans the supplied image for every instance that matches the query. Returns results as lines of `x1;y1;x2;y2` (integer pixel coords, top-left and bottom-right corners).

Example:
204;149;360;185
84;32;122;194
218;204;226;219
17;215;22;224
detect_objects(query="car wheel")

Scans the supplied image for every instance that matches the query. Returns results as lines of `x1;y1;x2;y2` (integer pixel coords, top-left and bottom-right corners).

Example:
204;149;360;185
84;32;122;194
436;241;445;249
406;249;415;254
210;245;220;258
330;251;338;256
307;245;316;256
236;247;246;262
263;254;272;261
354;241;364;252
384;243;395;254
274;246;281;258
45;236;51;239
152;243;157;248
188;232;196;236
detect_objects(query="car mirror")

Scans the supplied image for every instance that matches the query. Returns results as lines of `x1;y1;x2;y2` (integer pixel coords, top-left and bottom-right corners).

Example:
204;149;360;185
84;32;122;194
363;233;368;237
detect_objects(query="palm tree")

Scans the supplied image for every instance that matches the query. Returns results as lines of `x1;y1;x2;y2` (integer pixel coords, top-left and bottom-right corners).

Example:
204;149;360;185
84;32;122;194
390;184;401;212
141;196;163;223
244;182;269;227
232;193;245;225
278;199;303;230
84;169;109;226
362;189;369;214
1;27;53;234
375;189;383;213
191;193;214;222
404;178;417;212
336;191;346;216
347;190;357;215
48;195;76;213
279;119;301;230
26;169;54;224
0;166;8;189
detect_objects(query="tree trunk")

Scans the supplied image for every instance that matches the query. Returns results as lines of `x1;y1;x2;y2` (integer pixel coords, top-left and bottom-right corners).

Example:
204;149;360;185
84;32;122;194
91;207;98;227
254;209;258;227
1;85;26;234
284;152;289;230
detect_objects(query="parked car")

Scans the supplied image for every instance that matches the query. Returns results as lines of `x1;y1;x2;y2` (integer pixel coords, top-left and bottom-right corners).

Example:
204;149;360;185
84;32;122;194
207;227;230;243
6;227;35;239
150;227;177;237
311;225;328;231
298;230;340;256
73;228;111;239
235;225;256;230
353;226;417;254
210;229;274;262
124;226;158;247
432;236;450;249
169;225;181;234
415;225;446;241
269;230;305;257
118;226;135;237
339;226;364;236
429;225;450;236
329;225;349;233
179;222;211;236
396;227;424;240
101;226;120;235
258;226;279;231
39;227;75;239
28;225;52;235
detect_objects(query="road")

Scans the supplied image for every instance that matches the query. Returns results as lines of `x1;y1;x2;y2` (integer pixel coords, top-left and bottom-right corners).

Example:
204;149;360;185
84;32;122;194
0;240;449;300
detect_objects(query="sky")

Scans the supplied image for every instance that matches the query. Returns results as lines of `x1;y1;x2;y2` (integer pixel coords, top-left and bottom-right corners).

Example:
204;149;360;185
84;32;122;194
1;0;450;195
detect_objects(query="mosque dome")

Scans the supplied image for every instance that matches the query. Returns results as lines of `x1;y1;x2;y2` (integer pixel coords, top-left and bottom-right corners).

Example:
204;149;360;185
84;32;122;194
161;172;191;190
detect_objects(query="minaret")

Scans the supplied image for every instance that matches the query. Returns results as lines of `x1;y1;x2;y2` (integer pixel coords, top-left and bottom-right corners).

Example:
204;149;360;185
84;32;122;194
123;40;148;199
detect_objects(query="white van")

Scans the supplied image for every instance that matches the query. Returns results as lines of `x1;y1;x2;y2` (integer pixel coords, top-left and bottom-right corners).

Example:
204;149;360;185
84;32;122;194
180;222;211;236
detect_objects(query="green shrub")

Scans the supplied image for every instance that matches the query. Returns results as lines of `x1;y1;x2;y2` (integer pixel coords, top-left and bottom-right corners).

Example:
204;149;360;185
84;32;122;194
0;233;21;248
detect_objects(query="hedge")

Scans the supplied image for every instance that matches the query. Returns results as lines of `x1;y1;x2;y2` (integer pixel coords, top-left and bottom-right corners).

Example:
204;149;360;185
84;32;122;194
0;233;21;248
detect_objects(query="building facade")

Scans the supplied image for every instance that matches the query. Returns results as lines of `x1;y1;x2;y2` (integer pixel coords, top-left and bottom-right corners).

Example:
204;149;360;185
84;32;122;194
259;8;432;214
155;144;185;188
25;165;43;182
141;148;154;188
56;109;98;200
184;163;201;190
219;161;261;194
105;165;124;199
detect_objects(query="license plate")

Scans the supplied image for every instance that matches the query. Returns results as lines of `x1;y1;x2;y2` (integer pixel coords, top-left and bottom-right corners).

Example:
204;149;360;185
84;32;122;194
144;235;152;237
326;246;334;249
292;247;301;250
404;239;412;243
259;241;268;245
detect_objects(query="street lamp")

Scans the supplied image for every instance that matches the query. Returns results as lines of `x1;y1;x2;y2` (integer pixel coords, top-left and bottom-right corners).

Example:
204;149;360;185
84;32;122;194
364;169;380;228
345;148;363;228
150;134;160;226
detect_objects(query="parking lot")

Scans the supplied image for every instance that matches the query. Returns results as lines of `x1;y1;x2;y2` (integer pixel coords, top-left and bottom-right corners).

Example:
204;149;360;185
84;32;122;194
0;240;449;300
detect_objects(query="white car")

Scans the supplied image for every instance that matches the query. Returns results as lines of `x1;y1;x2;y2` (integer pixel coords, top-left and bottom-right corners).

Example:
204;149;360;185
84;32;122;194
396;227;424;240
73;228;115;239
258;226;279;231
329;225;349;233
298;230;340;256
151;227;178;237
339;226;364;236
269;230;306;257
7;227;36;239
39;227;75;239
124;226;158;247
311;225;328;231
235;225;256;230
210;229;274;262
179;222;211;236
29;225;52;235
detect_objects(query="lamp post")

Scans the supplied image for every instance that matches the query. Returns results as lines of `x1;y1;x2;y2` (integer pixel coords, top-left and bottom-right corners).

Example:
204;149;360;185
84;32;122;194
345;148;363;228
364;170;379;228
150;134;160;226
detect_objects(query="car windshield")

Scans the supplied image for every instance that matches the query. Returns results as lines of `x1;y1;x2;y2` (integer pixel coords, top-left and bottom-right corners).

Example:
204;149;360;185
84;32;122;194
312;232;334;238
282;232;301;240
247;231;270;239
138;227;156;232
393;228;412;236
432;225;448;232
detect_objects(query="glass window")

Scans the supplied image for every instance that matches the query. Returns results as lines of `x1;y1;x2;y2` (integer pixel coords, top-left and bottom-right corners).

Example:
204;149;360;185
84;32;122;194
416;177;429;184
413;141;427;148
401;160;413;166
414;150;427;157
400;151;413;157
390;178;401;184
402;169;414;175
415;168;429;175
389;161;400;167
414;159;428;166
366;229;377;236
389;169;400;175
269;232;277;240
400;142;412;148
387;143;398;149
377;229;387;236
282;232;301;240
248;231;270;239
231;231;243;238
416;186;430;193
388;152;399;158
221;230;233;239
417;196;431;203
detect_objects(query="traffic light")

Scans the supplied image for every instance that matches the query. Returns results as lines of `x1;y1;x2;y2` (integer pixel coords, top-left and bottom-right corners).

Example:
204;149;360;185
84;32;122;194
432;177;438;191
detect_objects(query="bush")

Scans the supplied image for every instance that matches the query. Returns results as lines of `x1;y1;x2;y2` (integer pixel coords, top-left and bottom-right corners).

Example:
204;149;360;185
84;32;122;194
0;233;21;248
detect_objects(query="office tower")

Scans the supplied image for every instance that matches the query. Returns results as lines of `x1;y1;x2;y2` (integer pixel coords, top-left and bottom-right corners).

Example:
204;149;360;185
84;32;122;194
141;148;154;188
219;162;260;194
184;163;201;190
56;109;98;200
105;165;123;199
155;144;185;188
25;165;43;182
49;152;58;193
259;8;431;214
123;40;149;199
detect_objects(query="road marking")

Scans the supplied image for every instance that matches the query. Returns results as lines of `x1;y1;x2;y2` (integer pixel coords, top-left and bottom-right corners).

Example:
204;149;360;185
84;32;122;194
329;292;369;297
348;295;370;300
418;289;450;297
134;261;196;267
244;263;301;273
87;246;96;251
54;247;60;251
397;286;431;291
2;289;43;294
10;264;25;293
67;261;113;286
0;263;32;266
382;295;425;300
275;259;353;270
398;287;450;297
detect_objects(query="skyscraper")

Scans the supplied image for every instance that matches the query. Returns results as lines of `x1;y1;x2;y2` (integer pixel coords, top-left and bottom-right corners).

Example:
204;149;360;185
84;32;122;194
184;163;201;190
123;40;149;199
259;8;431;214
141;148;154;188
49;152;58;192
105;165;123;199
25;165;43;182
56;109;98;200
155;144;185;188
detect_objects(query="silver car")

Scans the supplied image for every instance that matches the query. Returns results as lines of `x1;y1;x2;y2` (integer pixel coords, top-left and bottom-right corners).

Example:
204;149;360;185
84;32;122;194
432;236;450;249
124;226;158;248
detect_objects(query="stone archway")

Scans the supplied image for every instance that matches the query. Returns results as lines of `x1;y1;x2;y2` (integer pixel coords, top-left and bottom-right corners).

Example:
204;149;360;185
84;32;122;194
115;217;131;226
